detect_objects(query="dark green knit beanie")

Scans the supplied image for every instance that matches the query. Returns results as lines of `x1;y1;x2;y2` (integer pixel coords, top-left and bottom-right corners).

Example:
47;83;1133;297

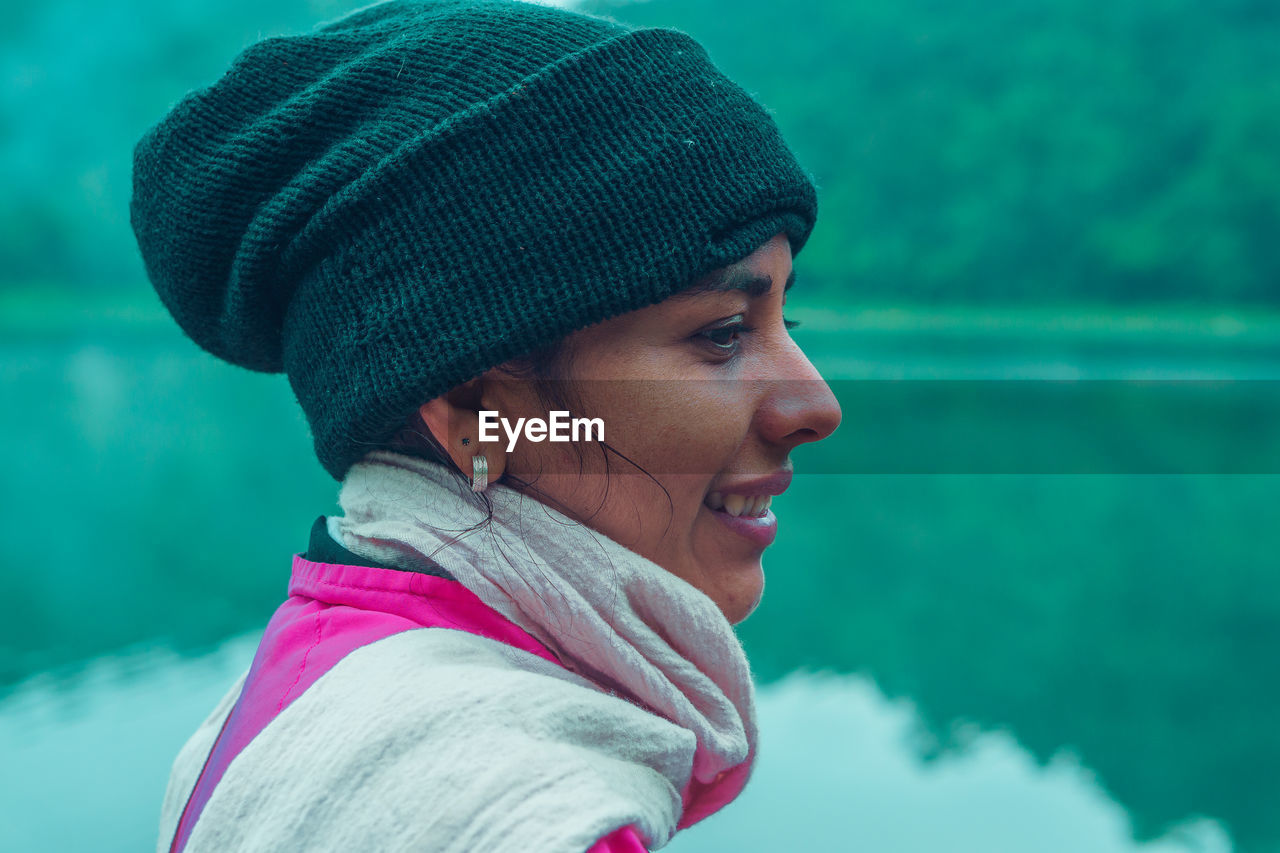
130;0;819;480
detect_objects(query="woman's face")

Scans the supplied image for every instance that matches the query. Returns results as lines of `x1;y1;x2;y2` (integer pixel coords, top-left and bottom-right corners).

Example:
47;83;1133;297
484;232;841;624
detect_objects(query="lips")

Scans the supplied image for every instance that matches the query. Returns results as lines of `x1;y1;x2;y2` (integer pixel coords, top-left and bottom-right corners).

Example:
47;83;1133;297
702;468;792;548
702;469;792;507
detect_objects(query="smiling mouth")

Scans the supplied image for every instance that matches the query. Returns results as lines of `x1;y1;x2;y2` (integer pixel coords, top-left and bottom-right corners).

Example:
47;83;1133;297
704;492;772;518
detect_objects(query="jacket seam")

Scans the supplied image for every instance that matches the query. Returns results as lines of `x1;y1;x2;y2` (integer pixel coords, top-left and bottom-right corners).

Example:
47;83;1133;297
279;608;325;713
294;570;456;597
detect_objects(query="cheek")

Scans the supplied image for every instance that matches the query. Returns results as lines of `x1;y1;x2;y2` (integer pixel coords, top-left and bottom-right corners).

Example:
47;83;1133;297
606;384;748;478
516;387;750;543
507;374;767;547
586;389;750;553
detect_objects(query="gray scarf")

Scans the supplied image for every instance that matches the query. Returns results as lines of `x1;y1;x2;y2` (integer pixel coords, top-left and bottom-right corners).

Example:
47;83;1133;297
330;449;759;834
163;449;761;853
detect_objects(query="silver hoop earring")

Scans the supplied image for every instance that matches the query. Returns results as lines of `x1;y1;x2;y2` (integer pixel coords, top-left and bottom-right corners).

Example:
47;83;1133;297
471;454;489;493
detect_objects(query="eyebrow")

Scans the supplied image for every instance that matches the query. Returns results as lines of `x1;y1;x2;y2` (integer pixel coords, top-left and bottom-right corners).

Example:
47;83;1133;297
672;266;797;300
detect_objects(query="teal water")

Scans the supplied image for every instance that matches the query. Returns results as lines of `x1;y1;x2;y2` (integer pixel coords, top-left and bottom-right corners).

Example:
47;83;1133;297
1;311;1277;851
0;634;1233;852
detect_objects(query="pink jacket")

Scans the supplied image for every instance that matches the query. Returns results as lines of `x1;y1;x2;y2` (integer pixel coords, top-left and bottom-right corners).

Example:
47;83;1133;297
168;520;657;852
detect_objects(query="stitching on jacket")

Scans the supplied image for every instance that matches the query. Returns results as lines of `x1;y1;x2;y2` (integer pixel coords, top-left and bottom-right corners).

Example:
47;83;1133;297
299;577;517;637
296;570;454;597
293;574;562;664
280;609;325;713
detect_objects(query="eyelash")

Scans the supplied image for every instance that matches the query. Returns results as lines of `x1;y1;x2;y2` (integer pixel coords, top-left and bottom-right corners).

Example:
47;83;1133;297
696;316;802;354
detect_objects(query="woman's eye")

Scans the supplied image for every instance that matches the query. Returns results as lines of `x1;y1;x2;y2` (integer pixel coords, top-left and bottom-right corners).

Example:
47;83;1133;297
702;326;742;347
696;318;756;354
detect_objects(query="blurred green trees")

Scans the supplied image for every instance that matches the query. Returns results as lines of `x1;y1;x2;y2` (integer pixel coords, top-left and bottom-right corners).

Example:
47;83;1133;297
5;0;1278;304
581;0;1280;305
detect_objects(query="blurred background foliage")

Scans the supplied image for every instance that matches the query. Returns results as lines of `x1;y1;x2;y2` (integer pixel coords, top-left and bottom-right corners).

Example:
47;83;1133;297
2;0;1279;303
2;0;1278;851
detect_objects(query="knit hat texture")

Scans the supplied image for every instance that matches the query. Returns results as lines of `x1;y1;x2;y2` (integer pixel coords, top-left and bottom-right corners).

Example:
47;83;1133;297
130;0;819;480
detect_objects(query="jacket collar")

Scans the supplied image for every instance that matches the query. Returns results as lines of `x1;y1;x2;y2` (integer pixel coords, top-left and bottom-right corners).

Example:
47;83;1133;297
304;515;456;581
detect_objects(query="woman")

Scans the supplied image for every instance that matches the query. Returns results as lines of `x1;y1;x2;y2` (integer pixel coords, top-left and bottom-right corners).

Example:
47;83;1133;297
132;1;840;850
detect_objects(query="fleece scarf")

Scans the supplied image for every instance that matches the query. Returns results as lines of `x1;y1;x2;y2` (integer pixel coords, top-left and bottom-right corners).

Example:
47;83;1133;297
173;449;759;852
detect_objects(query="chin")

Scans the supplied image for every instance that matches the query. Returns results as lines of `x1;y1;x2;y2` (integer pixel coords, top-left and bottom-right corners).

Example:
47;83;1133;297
717;561;765;625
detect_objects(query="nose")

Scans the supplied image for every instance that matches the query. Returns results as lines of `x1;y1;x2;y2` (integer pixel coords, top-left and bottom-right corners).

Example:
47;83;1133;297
754;338;842;451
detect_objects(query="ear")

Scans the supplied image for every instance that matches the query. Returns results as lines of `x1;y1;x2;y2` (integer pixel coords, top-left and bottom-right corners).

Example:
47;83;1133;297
417;377;508;485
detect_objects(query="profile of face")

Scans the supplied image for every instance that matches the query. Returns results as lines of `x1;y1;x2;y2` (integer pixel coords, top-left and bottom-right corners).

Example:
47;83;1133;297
421;232;841;624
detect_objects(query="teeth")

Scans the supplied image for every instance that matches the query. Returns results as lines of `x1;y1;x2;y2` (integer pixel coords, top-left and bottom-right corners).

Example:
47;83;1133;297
706;492;774;517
